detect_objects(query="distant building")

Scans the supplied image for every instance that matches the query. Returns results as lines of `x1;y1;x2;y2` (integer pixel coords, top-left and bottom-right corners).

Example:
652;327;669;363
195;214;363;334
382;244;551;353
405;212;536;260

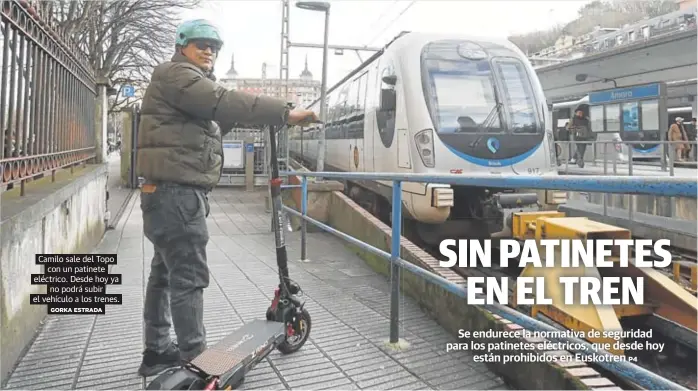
529;6;697;66
219;54;321;109
677;0;697;11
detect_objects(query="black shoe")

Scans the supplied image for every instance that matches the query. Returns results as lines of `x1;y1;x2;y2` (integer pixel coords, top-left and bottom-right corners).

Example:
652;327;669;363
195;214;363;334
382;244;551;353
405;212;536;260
138;343;181;377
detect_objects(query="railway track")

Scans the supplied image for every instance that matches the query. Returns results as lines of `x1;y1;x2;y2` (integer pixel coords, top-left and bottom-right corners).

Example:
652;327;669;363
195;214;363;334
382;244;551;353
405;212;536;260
348;193;697;390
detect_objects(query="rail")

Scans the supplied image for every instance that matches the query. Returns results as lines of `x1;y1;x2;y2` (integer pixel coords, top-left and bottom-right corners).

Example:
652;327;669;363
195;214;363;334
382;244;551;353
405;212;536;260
0;0;97;194
555;139;697;220
278;171;695;390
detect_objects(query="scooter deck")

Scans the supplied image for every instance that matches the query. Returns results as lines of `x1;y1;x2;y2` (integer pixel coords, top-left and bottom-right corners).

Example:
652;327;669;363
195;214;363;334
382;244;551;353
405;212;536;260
190;319;286;377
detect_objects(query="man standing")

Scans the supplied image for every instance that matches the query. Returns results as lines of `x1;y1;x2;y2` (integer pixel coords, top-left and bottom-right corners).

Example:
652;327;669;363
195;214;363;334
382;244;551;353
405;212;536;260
135;19;318;376
569;109;591;168
668;117;688;162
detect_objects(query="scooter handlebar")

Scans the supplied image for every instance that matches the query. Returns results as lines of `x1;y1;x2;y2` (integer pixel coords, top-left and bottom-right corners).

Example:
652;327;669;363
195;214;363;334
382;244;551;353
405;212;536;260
272;117;323;133
299;116;323;125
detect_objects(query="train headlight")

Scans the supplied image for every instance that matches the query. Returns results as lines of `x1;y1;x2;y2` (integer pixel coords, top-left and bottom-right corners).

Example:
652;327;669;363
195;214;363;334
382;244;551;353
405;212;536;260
415;128;435;168
546;130;556;167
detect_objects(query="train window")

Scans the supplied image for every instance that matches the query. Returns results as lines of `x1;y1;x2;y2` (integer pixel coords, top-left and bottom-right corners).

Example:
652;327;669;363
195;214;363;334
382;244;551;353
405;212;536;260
377;64;396;148
328;93;340;139
590;105;604;132
345;78;361;139
628;31;636;41
357;71;368;113
605;104;621;132
347;78;359;115
421;40;552;135
337;85;349;117
641;100;659;131
329;89;345;139
642;26;650;38
422;63;500;132
495;60;540;134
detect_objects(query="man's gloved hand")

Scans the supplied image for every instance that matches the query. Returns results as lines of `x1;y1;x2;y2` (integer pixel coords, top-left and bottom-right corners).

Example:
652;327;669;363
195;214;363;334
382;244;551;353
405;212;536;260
288;109;320;126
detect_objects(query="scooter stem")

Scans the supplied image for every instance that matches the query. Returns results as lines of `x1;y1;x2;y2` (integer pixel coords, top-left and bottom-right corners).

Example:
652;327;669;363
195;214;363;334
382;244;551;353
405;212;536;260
267;122;292;294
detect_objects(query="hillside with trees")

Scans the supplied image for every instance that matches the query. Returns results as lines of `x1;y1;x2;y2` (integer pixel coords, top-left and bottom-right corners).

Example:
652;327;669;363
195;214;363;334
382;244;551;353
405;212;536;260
508;0;680;55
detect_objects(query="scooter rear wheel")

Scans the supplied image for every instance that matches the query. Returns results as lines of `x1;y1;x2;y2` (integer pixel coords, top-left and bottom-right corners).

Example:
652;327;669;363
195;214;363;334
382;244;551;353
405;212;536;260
278;308;311;354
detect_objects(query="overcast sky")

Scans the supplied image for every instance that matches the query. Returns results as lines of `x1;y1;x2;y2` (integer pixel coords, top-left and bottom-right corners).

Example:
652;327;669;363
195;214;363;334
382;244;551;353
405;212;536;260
180;0;592;86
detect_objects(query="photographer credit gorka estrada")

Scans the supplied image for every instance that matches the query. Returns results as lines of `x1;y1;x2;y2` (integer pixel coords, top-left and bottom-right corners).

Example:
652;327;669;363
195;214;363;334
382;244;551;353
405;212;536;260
31;254;122;314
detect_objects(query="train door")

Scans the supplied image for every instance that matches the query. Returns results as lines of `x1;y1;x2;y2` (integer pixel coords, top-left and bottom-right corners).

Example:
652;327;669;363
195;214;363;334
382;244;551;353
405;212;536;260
376;61;398;172
364;61;380;172
392;67;411;170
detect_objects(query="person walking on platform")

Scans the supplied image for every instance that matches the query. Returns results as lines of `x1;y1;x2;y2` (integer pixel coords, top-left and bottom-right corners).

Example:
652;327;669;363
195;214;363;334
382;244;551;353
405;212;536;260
569;109;592;168
668;117;688;162
135;19;319;377
686;117;698;161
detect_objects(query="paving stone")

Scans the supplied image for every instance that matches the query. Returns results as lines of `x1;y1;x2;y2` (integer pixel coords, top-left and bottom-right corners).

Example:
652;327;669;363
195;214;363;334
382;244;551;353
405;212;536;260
4;188;509;390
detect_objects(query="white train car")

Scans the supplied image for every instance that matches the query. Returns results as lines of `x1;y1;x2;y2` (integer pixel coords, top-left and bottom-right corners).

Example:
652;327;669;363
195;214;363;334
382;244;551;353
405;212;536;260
289;31;559;244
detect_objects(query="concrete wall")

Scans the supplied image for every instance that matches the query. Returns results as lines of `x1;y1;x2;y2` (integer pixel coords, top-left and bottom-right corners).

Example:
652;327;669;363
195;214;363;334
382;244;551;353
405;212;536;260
0;164;108;385
318;191;617;390
284;174;343;230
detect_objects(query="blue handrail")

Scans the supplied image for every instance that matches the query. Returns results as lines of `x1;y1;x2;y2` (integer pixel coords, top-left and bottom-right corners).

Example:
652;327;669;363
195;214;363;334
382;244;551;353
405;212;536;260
281;171;697;198
279;172;691;390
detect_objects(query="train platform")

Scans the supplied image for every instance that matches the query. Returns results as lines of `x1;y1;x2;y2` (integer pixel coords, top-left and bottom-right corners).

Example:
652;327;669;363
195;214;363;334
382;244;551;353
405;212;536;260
559;199;697;251
3;188;509;391
558;162;696;177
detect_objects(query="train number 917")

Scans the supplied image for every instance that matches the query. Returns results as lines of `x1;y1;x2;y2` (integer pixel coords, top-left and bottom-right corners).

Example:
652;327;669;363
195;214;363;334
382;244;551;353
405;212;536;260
527;168;540;175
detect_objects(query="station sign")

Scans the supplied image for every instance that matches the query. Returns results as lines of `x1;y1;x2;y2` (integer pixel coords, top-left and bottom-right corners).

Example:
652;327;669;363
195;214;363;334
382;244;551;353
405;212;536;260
588;83;661;105
223;141;244;169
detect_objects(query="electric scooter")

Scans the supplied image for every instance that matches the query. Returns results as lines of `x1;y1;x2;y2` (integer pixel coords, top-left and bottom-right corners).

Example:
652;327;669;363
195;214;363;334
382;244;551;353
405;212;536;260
146;117;314;390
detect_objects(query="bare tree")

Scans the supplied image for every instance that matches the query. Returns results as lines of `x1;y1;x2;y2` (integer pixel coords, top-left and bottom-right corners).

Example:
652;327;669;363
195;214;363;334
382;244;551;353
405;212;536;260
36;0;203;113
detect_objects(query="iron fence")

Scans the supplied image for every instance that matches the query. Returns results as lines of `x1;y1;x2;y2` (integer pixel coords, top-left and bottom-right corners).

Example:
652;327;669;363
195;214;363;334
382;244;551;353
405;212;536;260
279;170;695;391
1;0;96;191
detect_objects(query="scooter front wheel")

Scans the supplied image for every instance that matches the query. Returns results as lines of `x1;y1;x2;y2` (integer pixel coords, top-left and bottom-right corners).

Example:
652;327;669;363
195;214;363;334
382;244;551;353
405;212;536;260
277;308;311;354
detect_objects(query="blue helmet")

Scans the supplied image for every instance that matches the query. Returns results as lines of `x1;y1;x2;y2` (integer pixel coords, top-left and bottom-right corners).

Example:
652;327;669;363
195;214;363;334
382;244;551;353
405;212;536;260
175;19;223;47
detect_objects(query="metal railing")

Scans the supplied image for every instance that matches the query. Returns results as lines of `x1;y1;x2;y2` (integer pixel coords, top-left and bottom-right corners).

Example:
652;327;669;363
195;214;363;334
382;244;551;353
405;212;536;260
279;170;695;390
555;139;698;174
1;0;96;193
555;139;697;220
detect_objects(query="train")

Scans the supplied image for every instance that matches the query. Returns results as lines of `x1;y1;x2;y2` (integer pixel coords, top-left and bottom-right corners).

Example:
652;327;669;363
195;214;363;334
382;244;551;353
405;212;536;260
288;31;560;245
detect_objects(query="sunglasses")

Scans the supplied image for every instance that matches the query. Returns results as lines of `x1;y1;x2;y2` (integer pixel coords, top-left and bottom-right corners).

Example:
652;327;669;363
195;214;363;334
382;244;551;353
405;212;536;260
191;41;221;54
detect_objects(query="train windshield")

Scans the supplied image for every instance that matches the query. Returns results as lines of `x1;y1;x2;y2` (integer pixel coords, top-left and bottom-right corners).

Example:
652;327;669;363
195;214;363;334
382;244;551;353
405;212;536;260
421;40;541;135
